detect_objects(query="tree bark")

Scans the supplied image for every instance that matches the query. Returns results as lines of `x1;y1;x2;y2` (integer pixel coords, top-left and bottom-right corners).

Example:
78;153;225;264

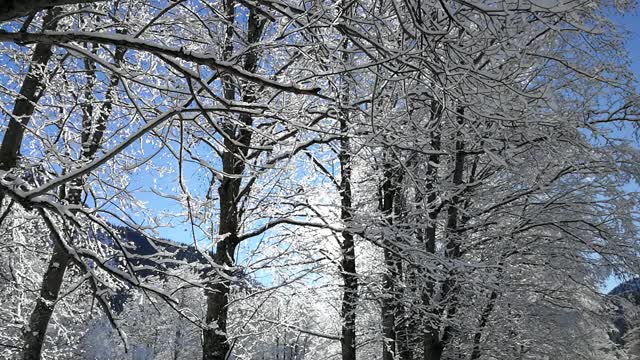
338;7;357;360
469;290;498;360
339;86;357;360
381;247;398;360
394;194;412;360
0;9;58;171
0;0;105;22
0;9;69;360
202;5;265;360
423;107;466;360
22;243;70;360
423;335;444;360
22;40;124;360
420;101;442;360
380;159;400;360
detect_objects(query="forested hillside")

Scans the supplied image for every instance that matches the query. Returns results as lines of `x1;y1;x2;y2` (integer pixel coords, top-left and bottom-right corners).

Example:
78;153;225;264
1;0;640;359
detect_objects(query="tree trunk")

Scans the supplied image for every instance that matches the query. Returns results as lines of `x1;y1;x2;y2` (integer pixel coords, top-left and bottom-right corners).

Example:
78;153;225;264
380;160;399;360
393;192;412;360
423;335;444;360
0;9;65;360
423;107;466;360
419;101;442;360
203;239;238;360
202;5;264;360
469;257;501;360
469;290;498;360
338;9;357;360
0;9;58;171
22;243;70;360
339;101;357;360
382;247;398;360
21;38;124;360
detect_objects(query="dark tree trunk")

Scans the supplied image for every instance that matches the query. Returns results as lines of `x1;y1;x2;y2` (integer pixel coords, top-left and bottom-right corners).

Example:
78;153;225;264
469;290;498;360
419;101;443;360
0;9;64;360
423;335;444;360
203;238;238;360
423;107;466;360
393;193;412;360
402;262;419;360
338;11;358;360
339;95;358;360
202;5;264;360
22;243;70;360
0;9;58;171
424;101;443;256
340;201;358;360
22;38;124;360
380;160;400;360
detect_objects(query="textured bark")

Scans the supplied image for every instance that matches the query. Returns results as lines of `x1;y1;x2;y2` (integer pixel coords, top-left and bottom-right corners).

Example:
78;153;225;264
423;107;466;360
381;247;398;360
22;40;124;360
394;206;412;360
0;9;67;360
338;7;357;359
202;5;264;360
0;0;105;22
419;101;443;360
0;9;58;171
339;99;357;360
22;243;70;360
402;261;419;360
424;101;443;256
423;335;444;360
202;2;237;358
380;160;400;360
470;290;498;360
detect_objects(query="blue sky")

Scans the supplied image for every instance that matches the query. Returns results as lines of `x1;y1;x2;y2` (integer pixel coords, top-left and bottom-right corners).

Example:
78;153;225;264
617;11;640;77
86;10;640;292
600;10;640;293
140;10;640;293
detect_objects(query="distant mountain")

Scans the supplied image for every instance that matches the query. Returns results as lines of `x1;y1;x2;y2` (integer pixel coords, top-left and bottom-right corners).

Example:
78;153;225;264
610;279;640;303
608;278;640;357
103;225;211;312
104;224;260;312
109;225;211;275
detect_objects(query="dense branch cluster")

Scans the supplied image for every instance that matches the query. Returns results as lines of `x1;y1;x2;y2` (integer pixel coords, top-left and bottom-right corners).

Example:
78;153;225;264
1;0;640;359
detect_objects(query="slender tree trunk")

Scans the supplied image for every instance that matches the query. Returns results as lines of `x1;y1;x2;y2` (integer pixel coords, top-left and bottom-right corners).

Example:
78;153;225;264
423;337;444;360
8;11;64;359
421;101;442;360
339;85;357;360
338;7;358;359
0;9;58;171
381;247;397;360
402;262;419;360
202;2;241;357
423;107;466;360
392;191;412;360
202;5;264;360
469;255;501;360
0;9;64;360
22;243;70;360
380;160;400;360
469;290;498;360
22;41;124;360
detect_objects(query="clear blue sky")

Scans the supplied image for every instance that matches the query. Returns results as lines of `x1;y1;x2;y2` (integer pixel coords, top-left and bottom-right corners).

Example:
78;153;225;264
601;10;640;293
617;11;640;77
